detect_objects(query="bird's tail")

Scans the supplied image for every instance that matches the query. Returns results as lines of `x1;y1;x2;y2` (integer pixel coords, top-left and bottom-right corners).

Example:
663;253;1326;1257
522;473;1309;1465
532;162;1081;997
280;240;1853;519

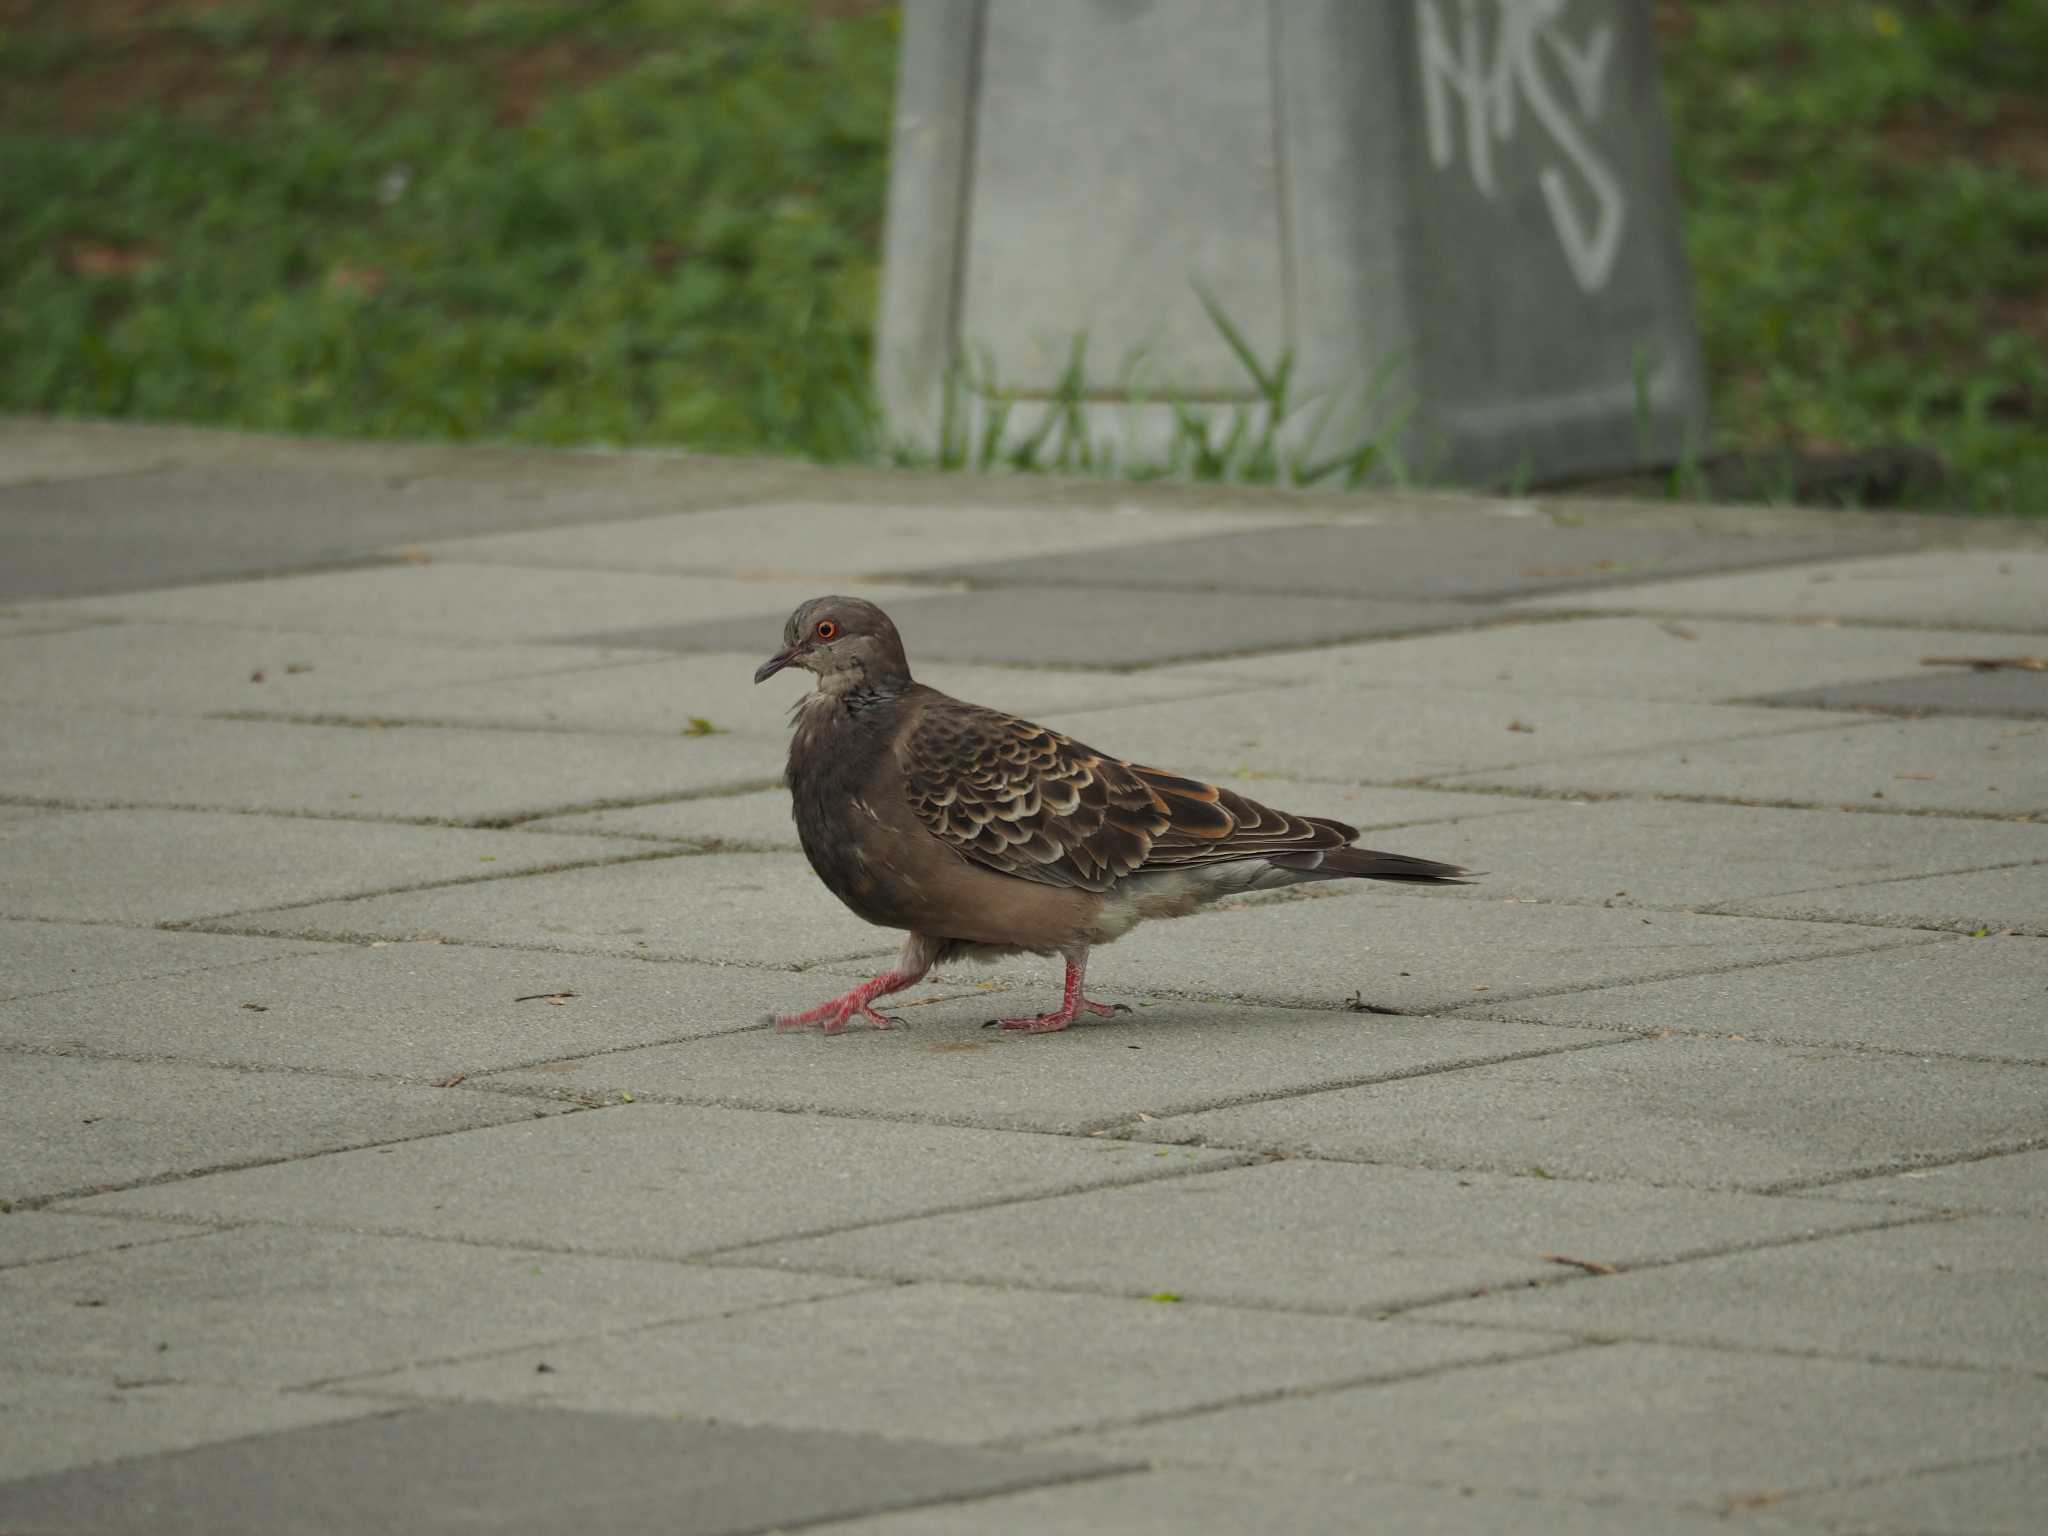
1273;847;1472;885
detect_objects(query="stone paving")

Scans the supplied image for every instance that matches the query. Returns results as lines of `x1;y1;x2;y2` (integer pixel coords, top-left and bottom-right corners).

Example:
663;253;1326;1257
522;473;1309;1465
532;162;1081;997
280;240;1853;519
1;416;2044;1533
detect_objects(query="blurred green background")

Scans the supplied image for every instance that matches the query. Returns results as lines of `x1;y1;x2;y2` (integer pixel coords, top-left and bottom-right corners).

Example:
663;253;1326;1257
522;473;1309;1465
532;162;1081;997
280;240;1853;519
1;0;2043;512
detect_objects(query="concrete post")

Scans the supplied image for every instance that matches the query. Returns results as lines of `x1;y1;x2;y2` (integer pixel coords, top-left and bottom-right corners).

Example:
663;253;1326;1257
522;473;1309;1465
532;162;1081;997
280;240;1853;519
875;0;1710;486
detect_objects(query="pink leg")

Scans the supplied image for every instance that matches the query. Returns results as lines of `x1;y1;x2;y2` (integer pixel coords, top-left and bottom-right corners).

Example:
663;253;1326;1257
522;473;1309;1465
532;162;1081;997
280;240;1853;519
771;940;932;1035
989;951;1130;1034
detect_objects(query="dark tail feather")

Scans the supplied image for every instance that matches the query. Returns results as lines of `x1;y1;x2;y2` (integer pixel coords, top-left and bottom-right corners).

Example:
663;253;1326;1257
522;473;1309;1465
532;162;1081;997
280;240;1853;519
1315;847;1473;885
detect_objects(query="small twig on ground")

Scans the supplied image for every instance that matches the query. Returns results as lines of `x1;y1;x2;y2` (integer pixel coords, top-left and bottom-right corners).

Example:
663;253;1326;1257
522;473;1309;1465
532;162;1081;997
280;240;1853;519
1920;655;2045;671
1540;1253;1619;1276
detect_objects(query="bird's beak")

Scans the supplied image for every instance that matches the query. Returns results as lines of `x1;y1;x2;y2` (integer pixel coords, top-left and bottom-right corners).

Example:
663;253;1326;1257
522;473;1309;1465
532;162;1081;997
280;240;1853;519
753;645;800;685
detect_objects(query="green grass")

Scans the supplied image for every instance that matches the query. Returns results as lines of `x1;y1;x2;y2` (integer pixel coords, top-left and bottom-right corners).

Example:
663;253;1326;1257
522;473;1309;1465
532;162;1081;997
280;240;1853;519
0;0;2042;511
1661;0;2048;513
0;0;895;456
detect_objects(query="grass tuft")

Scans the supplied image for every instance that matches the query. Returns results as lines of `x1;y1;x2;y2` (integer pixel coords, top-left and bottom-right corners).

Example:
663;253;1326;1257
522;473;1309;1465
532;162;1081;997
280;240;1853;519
0;0;2041;512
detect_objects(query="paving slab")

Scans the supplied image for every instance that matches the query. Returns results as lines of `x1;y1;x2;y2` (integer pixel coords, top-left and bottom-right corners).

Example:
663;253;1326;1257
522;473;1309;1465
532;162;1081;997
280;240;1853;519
0;1054;540;1206
74;1102;1248;1256
1057;1342;2048;1507
0;424;185;487
0;462;686;602
1772;1449;2048;1535
520;780;1541;849
0;920;325;1003
1446;717;2048;816
480;1005;1604;1134
0;944;870;1079
205;851;906;966
354;652;1240;740
337;1283;1558;1445
0;621;664;717
1426;1216;2048;1373
0;613;105;639
950;889;1926;1014
1129;1035;2048;1190
1173;617;2035;705
0;1402;1117;1536
0;1226;863;1387
1821;1150;2048;1216
805;1466;1803;1536
1457;933;2048;1061
0;1370;384;1484
1753;665;2048;721
0;809;633;925
726;1159;1891;1314
0;708;777;821
0;1213;217;1272
522;787;804;846
26;562;923;642
1038;687;1858;784
1720;862;2048;937
932;519;1909;602
1375;798;2048;910
408;498;1277;576
1516;550;2048;631
580;586;1508;667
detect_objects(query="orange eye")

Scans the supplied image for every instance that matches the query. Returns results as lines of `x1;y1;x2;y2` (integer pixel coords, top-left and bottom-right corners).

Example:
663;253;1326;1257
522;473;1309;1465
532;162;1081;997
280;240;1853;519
814;619;838;640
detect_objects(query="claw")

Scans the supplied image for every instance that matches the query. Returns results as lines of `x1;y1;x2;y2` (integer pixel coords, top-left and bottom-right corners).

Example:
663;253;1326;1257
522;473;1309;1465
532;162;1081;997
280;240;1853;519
979;953;1127;1036
771;956;928;1036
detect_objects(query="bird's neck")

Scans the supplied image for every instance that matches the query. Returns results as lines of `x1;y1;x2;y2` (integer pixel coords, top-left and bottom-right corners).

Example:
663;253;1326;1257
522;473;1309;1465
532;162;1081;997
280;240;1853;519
812;656;911;703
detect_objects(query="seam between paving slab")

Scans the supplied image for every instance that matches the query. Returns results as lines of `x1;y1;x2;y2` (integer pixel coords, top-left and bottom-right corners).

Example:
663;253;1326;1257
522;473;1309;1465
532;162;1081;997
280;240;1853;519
159;910;1959;1011
1108;924;1947;1016
1032;1436;2048;1520
1454;1010;2046;1069
1;1097;570;1212
462;1036;1637;1135
1517;604;2048;638
1425;783;2047;824
41;1150;1260;1274
1126;1106;2048;1198
1759;1137;2048;1198
9;766;2033;833
1044;691;1892;776
166;918;906;974
751;1462;1143;1535
306;1299;1600;1439
1401;1309;2048;1381
691;1207;1938;1322
148;847;705;930
986;1338;1600;1453
739;1466;1153;1535
1698;854;2048;904
1376;1211;1959;1316
288;1280;914;1396
16;889;1969;1020
0;1222;236;1273
0;789;769;831
1729;1445;2048;1507
0;940;328;1005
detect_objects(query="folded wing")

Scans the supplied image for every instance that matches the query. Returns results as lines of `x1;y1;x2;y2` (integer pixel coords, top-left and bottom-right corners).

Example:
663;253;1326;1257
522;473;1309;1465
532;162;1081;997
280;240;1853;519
900;698;1358;893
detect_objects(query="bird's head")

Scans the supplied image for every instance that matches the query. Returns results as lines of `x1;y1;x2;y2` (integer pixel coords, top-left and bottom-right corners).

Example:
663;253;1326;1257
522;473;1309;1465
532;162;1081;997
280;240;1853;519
753;596;911;696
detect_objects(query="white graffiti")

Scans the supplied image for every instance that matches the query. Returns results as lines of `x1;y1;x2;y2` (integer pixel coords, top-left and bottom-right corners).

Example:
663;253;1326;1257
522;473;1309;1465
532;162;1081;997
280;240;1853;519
1417;0;1625;293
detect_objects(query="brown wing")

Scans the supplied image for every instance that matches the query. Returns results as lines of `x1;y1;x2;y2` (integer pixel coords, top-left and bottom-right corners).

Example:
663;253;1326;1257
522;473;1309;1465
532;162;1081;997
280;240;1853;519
900;694;1355;893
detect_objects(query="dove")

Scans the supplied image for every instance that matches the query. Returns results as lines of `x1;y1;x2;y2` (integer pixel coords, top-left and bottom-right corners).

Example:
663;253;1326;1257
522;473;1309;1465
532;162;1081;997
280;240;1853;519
754;596;1468;1034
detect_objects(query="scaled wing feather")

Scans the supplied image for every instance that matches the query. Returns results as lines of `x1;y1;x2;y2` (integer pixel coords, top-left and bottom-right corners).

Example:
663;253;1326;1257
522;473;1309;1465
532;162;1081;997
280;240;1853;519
901;700;1356;892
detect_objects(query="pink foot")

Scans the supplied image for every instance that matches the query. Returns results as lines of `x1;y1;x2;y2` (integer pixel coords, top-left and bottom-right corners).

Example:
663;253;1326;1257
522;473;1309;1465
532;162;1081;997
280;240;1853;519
988;998;1131;1034
776;1001;900;1035
769;970;917;1035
